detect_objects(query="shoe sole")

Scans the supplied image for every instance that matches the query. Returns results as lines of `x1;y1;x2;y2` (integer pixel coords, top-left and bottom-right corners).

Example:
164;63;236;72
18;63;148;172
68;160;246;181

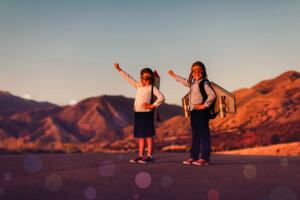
182;162;193;165
138;161;154;164
192;162;209;166
129;160;140;163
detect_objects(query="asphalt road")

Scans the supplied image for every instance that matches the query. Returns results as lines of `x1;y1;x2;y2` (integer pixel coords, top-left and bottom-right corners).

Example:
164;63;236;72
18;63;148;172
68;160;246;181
0;153;299;200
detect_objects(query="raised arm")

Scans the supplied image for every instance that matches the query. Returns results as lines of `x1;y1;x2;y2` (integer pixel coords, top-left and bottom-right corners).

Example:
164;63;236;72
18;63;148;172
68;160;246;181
114;63;140;88
168;70;189;87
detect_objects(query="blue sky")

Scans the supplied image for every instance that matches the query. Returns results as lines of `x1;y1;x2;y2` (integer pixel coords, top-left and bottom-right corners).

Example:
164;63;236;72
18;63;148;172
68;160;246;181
0;0;299;106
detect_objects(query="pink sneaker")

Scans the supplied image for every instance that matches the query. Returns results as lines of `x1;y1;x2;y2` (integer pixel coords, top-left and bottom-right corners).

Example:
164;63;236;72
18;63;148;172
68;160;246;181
192;159;209;166
182;158;194;165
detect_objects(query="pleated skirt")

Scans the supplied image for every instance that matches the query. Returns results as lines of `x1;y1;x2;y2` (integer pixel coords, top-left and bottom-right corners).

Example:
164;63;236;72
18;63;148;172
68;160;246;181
133;111;156;138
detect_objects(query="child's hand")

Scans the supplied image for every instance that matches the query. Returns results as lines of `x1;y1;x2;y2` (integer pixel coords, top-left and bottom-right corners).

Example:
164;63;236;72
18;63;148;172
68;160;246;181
194;104;207;110
143;103;155;110
114;63;122;72
168;70;176;77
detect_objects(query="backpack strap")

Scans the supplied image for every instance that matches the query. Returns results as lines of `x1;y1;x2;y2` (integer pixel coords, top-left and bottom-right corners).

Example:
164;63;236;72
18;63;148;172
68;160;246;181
199;79;210;104
150;84;154;104
199;79;218;119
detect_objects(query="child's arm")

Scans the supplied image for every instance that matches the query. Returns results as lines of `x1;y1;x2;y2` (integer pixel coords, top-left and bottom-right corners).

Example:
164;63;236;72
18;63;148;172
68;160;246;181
143;87;165;109
195;82;217;110
152;87;165;108
168;70;189;87
114;63;140;88
194;82;216;110
203;82;216;108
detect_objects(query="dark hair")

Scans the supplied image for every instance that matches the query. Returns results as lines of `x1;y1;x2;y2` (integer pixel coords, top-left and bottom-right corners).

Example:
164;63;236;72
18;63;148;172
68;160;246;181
188;61;207;86
140;67;154;84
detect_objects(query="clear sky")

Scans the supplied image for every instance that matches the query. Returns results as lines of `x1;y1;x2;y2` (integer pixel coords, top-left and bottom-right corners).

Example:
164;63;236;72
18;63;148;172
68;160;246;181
0;0;299;106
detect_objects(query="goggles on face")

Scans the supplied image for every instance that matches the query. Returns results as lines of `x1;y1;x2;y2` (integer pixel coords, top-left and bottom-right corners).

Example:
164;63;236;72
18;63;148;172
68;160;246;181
140;76;152;81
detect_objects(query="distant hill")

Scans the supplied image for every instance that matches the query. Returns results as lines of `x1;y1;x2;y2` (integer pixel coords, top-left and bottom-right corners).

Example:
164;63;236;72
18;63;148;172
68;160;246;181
0;91;59;117
0;94;182;152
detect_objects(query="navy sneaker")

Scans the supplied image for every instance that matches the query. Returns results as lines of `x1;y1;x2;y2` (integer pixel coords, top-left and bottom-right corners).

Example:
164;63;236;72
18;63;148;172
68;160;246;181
129;156;143;163
138;156;154;164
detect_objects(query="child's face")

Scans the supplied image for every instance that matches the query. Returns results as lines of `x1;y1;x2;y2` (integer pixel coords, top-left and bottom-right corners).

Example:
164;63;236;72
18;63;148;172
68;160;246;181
140;72;152;86
192;65;204;80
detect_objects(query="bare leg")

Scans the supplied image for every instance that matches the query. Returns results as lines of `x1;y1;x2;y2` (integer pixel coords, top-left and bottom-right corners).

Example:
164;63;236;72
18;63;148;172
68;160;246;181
138;138;145;157
146;137;153;156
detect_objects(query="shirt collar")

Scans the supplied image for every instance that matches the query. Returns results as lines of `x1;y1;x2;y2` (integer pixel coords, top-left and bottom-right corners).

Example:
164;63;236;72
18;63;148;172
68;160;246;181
194;78;203;83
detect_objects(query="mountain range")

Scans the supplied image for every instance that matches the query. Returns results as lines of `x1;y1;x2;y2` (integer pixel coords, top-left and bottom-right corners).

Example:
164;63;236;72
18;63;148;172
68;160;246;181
0;71;299;153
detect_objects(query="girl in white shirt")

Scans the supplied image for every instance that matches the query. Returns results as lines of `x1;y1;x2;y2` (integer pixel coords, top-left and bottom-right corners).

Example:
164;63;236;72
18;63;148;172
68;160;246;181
114;63;165;164
168;61;216;166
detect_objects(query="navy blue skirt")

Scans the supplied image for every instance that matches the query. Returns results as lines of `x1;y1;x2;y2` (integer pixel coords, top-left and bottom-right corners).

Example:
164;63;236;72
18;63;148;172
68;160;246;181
134;111;156;138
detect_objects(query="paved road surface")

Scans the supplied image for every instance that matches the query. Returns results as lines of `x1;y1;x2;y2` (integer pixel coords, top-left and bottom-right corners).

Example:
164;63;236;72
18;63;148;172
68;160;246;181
0;153;299;200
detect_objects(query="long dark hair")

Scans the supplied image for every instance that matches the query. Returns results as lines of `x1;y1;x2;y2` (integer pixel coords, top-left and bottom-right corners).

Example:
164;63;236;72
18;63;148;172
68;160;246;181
188;61;207;86
140;67;154;84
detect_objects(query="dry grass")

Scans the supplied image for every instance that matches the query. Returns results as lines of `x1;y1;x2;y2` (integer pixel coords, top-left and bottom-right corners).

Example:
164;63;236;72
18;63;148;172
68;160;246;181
217;142;300;156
